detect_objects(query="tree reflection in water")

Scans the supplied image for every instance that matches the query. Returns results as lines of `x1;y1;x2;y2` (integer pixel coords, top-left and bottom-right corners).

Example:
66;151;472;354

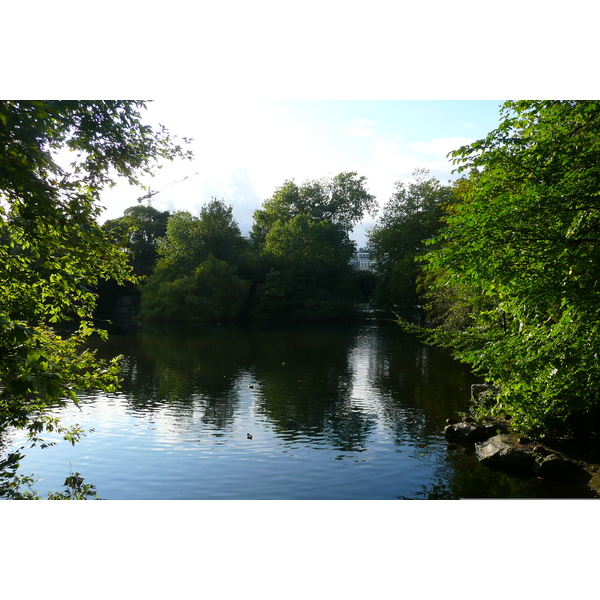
25;319;593;498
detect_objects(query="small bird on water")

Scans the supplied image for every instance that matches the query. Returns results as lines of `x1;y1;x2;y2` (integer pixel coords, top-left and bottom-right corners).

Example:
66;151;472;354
247;433;253;440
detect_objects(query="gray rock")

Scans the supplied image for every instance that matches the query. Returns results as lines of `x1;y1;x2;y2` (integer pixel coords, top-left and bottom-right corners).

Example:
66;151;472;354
475;435;537;473
444;421;498;443
475;435;593;485
533;454;591;484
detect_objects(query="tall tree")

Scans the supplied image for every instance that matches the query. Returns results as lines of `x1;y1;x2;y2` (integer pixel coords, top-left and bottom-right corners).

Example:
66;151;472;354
0;100;188;498
421;100;600;435
140;200;250;321
251;214;357;319
368;169;452;312
251;171;377;245
194;198;246;265
103;205;170;276
155;210;204;272
157;199;246;270
249;172;376;319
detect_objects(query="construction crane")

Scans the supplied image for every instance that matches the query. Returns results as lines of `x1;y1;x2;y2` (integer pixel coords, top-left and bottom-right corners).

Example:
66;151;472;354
136;171;200;206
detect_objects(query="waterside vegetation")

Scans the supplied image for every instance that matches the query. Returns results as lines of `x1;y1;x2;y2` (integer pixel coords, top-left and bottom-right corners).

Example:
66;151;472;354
0;101;189;497
100;101;600;445
414;101;600;441
2;100;600;498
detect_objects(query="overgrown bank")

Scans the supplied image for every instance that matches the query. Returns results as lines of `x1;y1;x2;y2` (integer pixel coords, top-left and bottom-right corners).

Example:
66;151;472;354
97;101;600;446
410;101;600;442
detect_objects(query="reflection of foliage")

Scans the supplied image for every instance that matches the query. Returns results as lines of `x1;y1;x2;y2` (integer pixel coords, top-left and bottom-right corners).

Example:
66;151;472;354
410;446;596;499
101;320;378;447
90;323;255;430
354;323;476;448
324;402;376;451
54;319;591;498
250;322;375;448
85;320;499;497
91;320;477;455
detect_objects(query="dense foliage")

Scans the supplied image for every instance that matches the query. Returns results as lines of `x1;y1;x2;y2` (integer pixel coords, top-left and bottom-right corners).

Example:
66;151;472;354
139;199;251;321
419;100;600;436
103;205;170;276
96;205;171;319
251;171;377;245
0;100;188;498
135;173;378;322
250;172;376;319
8;98;593;462
367;169;452;312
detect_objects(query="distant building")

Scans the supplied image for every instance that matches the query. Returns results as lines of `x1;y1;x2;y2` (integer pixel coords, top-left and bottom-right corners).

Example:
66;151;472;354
349;248;375;271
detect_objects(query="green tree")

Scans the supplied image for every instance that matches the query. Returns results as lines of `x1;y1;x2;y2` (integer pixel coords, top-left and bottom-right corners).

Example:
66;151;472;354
156;210;204;272
367;169;452;312
251;171;377;244
263;213;355;269
140;200;250;321
97;205;171;320
0;100;188;497
252;214;357;319
194;198;246;265
249;172;377;319
421;100;600;435
140;255;251;322
103;205;170;276
157;199;246;270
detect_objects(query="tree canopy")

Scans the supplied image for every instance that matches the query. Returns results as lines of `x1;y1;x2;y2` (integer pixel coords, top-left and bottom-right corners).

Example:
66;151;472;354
134;173;378;323
420;100;600;435
0;100;188;498
251;171;377;244
103;205;170;276
139;199;249;322
246;172;375;320
367;169;452;312
263;213;355;269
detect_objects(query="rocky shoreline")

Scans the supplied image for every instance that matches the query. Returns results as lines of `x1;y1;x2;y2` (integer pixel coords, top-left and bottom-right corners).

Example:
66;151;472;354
444;418;600;497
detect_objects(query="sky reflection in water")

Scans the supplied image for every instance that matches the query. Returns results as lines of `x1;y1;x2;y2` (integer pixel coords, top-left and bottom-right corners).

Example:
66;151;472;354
4;320;595;499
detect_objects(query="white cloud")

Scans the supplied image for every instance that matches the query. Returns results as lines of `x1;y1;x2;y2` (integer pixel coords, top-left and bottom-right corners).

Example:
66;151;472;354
197;168;262;233
407;137;473;158
97;104;483;247
345;118;376;139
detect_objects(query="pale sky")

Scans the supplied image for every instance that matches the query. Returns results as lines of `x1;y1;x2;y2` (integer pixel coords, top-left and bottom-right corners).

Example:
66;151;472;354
99;100;505;246
5;0;595;584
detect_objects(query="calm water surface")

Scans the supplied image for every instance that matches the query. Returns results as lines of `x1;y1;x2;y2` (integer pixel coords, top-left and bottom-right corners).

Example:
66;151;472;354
3;319;596;499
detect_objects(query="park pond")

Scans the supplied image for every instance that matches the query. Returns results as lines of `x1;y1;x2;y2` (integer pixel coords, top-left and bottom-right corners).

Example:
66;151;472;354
3;318;597;499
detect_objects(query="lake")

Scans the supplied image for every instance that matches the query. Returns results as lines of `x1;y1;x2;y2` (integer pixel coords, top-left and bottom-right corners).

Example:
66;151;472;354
3;319;596;499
